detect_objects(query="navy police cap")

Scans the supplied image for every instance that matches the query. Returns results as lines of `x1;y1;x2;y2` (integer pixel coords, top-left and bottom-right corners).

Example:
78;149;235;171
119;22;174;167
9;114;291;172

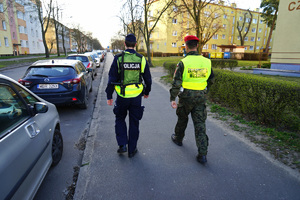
125;33;137;43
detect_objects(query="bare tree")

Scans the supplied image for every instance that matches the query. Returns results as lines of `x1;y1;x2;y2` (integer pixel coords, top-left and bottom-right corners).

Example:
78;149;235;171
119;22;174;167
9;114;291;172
174;0;226;53
36;0;53;58
119;0;143;51
47;38;55;54
52;2;60;56
140;0;173;66
236;10;253;46
71;24;84;53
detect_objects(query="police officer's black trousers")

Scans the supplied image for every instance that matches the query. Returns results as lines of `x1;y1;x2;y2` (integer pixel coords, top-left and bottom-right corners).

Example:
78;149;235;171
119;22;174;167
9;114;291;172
113;94;144;154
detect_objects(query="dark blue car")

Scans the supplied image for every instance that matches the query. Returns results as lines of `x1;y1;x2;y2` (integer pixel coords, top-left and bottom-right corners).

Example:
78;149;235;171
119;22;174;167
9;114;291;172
18;59;93;109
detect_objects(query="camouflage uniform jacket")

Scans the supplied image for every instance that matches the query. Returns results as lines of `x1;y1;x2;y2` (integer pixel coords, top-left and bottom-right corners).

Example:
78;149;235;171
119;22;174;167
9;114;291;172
170;51;214;101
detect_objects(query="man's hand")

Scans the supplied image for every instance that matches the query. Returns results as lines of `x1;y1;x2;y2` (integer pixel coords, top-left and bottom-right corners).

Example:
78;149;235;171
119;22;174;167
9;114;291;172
144;95;149;99
107;99;113;106
171;101;177;109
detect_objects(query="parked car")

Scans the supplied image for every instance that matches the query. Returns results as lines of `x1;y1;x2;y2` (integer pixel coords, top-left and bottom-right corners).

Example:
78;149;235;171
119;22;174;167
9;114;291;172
18;59;92;109
96;50;105;62
85;52;100;68
66;54;97;79
0;74;63;200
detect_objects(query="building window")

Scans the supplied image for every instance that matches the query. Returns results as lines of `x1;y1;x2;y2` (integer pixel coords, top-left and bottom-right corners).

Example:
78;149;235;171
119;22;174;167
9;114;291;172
173;6;178;12
245;27;248;32
172;42;177;47
224;14;227;19
172;18;177;24
256;46;260;50
223;24;226;29
251;37;255;41
204;11;210;17
237;36;240;40
2;20;6;30
232;16;235;24
150;44;152;49
0;3;3;12
17;11;24;20
4;37;9;46
244;47;247;50
246;18;250;23
260;19;263;24
259;28;262;33
245;37;248;41
239;16;243;21
164;42;166;46
253;19;257;24
257;37;261;41
212;44;217;50
212;34;218;39
36;30;38;37
172;31;177;36
251;28;256;33
203;44;208;49
157;44;159;50
250;46;254;50
222;34;225;39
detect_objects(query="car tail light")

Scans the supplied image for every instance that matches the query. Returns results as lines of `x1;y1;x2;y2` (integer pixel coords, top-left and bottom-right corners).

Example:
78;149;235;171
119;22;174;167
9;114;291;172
18;79;32;86
63;78;81;84
87;63;91;68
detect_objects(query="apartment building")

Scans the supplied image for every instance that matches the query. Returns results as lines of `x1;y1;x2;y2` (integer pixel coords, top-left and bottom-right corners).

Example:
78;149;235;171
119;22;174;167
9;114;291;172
139;1;274;54
0;0;44;56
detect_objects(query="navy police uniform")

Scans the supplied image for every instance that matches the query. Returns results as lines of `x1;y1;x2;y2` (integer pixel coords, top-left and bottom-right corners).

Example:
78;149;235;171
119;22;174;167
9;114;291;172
106;34;152;157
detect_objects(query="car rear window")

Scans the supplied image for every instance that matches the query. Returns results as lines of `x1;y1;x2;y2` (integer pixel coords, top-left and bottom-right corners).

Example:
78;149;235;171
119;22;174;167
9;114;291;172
67;56;89;62
27;66;74;77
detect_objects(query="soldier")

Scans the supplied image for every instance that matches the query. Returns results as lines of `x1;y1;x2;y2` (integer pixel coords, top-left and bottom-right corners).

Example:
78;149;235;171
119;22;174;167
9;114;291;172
170;35;214;164
106;34;152;158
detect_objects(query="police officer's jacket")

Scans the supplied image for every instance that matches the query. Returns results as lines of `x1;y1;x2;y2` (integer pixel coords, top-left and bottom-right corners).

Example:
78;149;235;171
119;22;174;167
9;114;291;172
170;51;214;101
106;49;152;99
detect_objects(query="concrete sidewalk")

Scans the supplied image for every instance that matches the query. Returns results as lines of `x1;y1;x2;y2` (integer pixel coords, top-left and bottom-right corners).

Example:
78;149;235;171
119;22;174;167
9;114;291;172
74;53;300;200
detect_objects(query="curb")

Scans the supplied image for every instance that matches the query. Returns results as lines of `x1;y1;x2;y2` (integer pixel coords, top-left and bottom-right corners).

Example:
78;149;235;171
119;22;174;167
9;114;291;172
73;58;108;200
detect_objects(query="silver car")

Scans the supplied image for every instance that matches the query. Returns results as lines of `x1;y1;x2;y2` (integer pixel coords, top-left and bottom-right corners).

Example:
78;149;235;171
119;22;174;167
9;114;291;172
66;54;97;80
0;74;63;200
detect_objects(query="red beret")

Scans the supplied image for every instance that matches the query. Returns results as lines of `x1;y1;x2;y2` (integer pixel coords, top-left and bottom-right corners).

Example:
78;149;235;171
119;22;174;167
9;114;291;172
184;35;199;42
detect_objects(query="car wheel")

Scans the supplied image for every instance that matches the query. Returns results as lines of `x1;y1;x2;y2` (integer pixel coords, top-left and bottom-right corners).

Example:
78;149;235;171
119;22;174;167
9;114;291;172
79;89;89;109
51;129;63;167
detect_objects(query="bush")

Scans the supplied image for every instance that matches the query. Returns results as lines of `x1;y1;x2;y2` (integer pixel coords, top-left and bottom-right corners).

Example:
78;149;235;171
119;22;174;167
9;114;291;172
208;69;300;132
261;63;271;68
211;59;238;70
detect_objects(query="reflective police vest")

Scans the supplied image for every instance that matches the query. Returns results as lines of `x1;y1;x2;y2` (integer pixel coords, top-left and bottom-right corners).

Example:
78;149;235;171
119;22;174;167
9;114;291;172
115;51;146;98
181;55;211;90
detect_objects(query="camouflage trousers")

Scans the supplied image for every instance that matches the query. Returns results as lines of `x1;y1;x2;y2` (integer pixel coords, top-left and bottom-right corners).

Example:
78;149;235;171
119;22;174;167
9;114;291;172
174;94;208;155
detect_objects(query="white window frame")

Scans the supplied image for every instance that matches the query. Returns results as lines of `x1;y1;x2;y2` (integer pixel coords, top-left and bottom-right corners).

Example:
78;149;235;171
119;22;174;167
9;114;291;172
251;28;256;33
0;3;3;12
251;37;255;41
237;36;241;40
2;20;6;30
172;42;177;47
203;44;208;49
212;34;218;39
256;46;260;50
222;34;225;39
172;18;177;24
250;46;254;50
244;47;248;50
224;14;227;19
259;28;262;33
245;36;248;41
211;44;217;50
239;16;243;21
157;44;159;50
257;37;261;41
172;31;177;36
253;19;257;24
4;37;9;46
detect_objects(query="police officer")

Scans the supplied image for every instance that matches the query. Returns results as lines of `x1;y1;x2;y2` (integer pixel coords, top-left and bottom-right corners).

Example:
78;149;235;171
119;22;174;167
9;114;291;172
106;33;152;158
170;35;214;164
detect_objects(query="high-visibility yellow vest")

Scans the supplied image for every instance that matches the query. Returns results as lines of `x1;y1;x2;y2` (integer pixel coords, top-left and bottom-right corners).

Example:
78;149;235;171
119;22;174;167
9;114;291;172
181;55;211;90
115;51;146;98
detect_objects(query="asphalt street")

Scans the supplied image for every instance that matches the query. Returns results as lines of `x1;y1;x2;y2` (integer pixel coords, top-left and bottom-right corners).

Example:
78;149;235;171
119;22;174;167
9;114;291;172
73;53;300;200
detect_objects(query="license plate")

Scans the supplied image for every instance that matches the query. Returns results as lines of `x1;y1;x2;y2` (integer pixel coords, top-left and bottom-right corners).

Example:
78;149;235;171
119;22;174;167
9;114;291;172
38;84;59;89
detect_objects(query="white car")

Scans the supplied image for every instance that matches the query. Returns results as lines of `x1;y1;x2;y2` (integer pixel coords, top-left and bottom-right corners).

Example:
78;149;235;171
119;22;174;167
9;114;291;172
0;74;63;200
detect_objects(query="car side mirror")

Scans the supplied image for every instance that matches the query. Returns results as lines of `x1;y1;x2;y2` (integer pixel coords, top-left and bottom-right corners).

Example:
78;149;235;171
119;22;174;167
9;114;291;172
31;102;48;115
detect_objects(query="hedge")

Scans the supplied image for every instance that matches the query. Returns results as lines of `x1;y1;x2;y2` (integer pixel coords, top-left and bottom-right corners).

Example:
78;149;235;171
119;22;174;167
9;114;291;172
208;69;300;132
163;62;300;132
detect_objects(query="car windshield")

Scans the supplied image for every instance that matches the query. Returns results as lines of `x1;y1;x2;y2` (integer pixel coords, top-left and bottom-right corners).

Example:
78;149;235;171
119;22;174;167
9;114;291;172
67;56;89;62
27;66;74;77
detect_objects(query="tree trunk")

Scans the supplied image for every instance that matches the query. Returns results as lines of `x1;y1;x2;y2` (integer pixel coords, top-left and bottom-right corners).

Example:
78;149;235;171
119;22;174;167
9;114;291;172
55;23;60;56
265;10;277;55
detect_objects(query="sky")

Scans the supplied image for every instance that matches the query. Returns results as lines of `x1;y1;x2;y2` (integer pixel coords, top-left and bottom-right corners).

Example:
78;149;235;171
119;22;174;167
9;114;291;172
58;0;262;49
